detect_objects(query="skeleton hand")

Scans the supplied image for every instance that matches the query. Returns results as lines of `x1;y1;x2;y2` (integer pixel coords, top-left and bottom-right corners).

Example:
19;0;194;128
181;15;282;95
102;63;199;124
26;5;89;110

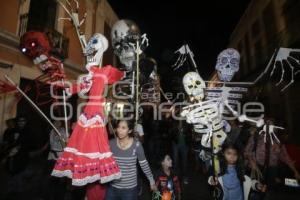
57;0;87;49
199;150;211;161
259;124;284;145
256;48;300;91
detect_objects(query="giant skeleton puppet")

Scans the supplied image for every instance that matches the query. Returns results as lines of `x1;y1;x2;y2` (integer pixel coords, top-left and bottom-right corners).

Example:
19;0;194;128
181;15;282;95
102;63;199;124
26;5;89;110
176;47;265;178
111;19;160;108
52;32;124;186
4;3;124;179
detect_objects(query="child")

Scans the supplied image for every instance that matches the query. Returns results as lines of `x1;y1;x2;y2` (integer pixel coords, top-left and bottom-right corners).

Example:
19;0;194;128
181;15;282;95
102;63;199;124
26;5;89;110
208;143;266;200
105;120;156;200
155;153;181;200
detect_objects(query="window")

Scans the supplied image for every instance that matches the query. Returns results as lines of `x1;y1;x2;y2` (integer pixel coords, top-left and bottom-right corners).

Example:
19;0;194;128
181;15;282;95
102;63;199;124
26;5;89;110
251;19;261;39
254;39;263;68
282;0;300;46
237;41;245;76
263;2;277;54
244;33;252;70
27;0;57;32
102;22;114;66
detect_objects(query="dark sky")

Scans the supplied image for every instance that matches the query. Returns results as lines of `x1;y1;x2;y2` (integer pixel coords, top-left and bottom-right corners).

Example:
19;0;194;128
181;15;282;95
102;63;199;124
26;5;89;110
109;0;250;80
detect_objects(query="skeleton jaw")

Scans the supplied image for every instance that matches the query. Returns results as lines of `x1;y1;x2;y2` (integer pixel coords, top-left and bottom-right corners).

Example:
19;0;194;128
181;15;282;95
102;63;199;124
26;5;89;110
85;49;103;69
119;53;135;70
191;91;204;100
217;70;235;82
33;54;48;65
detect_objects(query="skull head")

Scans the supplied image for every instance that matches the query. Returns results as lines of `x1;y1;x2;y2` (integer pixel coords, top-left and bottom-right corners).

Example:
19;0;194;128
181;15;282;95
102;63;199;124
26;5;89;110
183;72;206;100
111;19;147;71
215;48;240;82
20;31;51;66
84;33;108;70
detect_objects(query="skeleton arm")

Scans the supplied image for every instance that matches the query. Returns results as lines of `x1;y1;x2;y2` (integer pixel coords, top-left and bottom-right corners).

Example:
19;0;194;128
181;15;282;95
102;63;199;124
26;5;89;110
57;0;87;52
254;48;300;92
223;100;264;127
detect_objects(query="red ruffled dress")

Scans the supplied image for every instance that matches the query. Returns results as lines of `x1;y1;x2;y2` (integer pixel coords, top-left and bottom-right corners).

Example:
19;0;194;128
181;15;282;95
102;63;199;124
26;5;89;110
52;65;124;186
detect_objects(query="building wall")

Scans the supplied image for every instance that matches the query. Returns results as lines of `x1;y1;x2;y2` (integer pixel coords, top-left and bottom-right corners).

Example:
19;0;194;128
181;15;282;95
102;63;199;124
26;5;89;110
228;0;300;144
0;0;119;137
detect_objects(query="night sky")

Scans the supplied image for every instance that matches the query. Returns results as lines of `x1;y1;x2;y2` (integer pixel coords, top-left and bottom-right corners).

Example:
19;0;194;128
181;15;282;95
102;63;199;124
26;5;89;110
109;0;250;88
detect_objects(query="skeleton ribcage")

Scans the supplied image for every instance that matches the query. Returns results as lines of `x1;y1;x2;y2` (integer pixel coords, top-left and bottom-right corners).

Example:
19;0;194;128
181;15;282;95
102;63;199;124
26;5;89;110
183;99;227;152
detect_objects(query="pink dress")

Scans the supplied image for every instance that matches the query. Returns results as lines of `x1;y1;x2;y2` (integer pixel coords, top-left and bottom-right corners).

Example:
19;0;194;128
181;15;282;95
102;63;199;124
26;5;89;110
52;65;124;186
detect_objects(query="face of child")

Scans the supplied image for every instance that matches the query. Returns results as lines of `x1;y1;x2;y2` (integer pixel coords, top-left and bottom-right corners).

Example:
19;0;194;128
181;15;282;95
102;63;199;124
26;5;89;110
162;155;172;168
224;148;238;165
117;121;132;139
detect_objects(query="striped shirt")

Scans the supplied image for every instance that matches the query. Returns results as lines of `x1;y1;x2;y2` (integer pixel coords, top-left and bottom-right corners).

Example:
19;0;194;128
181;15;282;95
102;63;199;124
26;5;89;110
109;138;154;189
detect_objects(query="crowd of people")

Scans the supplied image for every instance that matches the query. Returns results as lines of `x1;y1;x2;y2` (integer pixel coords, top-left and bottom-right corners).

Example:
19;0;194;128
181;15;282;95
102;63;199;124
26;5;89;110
0;113;299;200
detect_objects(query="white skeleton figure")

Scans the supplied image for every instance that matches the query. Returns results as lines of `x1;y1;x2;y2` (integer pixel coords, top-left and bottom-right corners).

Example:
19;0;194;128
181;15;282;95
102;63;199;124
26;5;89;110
254;47;300;92
84;33;108;70
216;48;240;82
205;86;247;114
70;33;108;96
204;84;265;127
182;98;226;153
181;72;226;153
111;19;151;101
183;72;205;101
111;19;148;71
208;48;265;127
259;122;284;145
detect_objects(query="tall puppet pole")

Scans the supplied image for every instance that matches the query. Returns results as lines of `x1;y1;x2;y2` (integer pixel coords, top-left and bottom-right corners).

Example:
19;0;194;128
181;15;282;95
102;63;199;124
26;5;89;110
57;0;88;137
5;75;66;145
135;40;140;124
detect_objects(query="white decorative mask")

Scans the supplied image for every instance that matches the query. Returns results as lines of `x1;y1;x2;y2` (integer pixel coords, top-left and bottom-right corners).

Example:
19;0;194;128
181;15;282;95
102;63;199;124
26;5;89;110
183;72;206;100
215;48;240;82
84;33;108;70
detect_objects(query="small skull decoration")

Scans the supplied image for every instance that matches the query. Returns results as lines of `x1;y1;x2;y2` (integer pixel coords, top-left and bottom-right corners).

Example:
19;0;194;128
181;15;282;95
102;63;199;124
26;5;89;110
183;72;206;101
215;48;240;82
111;19;148;71
84;33;108;70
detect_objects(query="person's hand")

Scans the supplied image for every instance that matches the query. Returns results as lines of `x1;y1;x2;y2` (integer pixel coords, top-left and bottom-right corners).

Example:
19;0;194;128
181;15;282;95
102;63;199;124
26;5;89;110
256;183;267;193
150;184;158;191
209;177;219;186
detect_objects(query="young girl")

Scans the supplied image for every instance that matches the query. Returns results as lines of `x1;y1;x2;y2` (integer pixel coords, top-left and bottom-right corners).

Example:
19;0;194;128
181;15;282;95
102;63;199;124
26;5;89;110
208;143;266;200
155;153;181;200
105;120;156;200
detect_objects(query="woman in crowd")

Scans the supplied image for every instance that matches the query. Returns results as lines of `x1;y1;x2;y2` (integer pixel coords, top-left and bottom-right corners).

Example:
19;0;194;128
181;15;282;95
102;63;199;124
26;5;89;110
245;119;300;199
105;120;157;200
